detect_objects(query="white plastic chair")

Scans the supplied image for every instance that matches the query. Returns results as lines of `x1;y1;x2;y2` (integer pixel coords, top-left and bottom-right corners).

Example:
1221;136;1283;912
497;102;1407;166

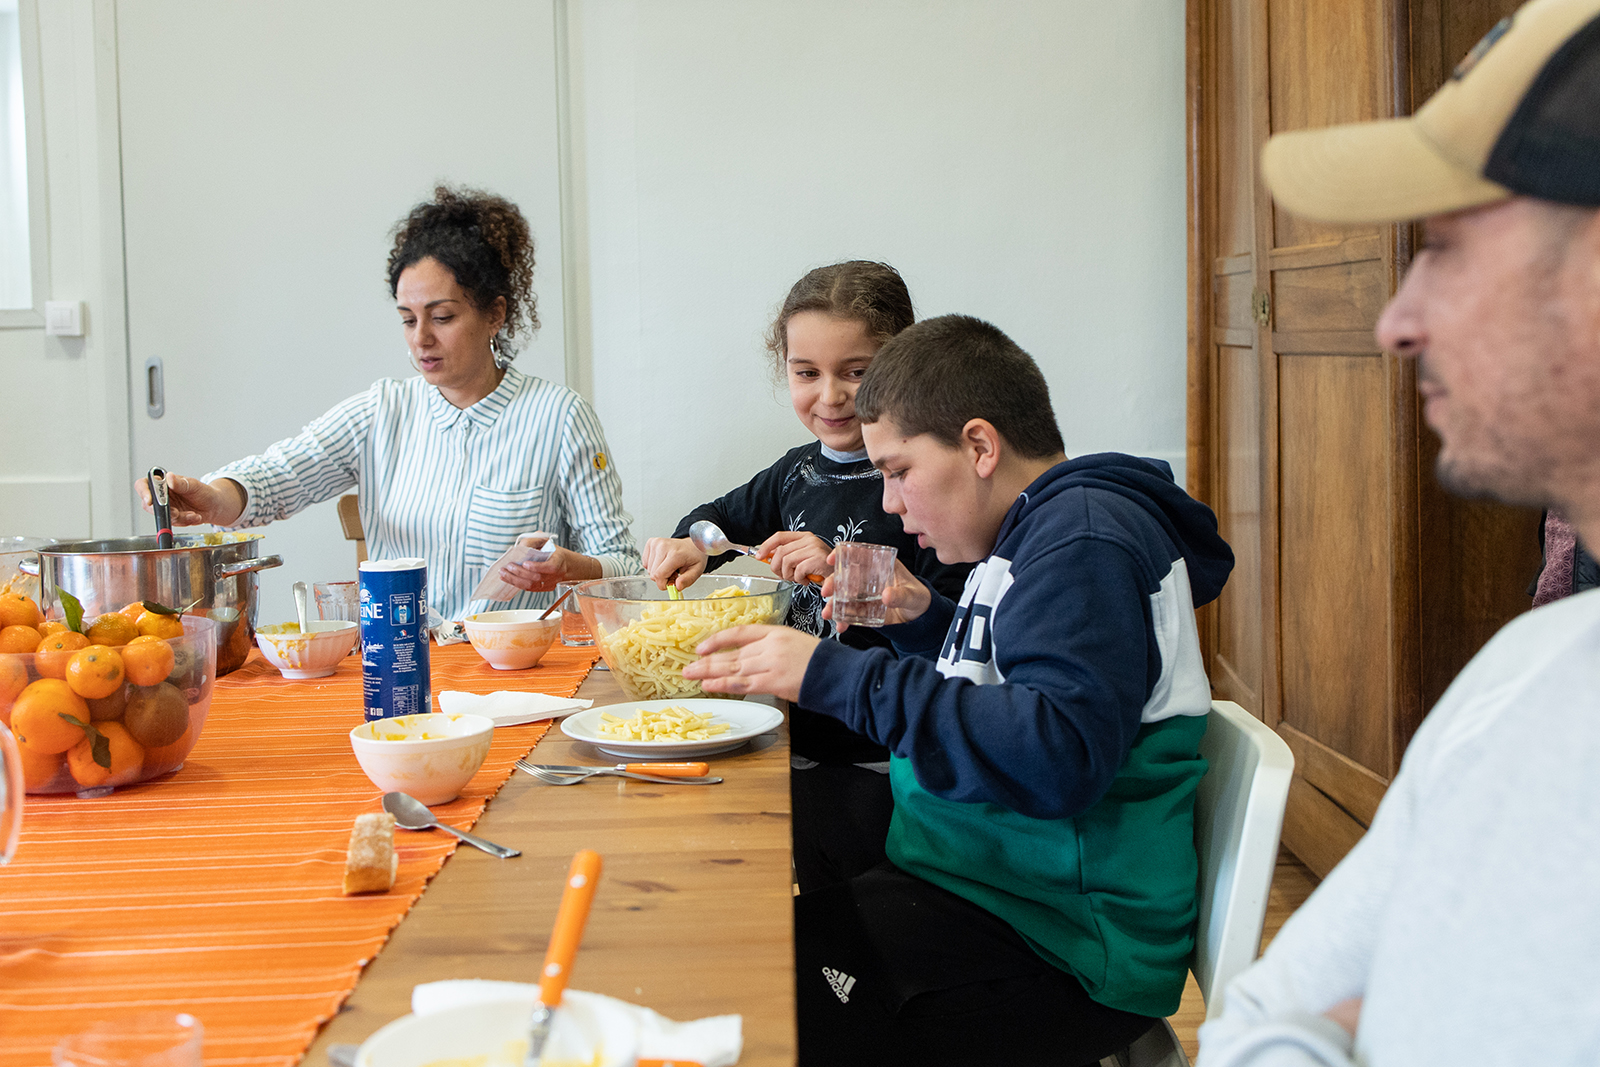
1108;699;1295;1067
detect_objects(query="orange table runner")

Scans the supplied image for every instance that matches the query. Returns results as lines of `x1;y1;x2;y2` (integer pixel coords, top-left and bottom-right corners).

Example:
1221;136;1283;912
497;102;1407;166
0;642;599;1067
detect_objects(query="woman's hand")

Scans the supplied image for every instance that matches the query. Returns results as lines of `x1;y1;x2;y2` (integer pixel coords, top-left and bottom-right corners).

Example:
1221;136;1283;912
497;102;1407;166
501;545;603;592
642;536;708;591
820;556;931;633
681;624;821;702
757;531;832;584
133;474;246;527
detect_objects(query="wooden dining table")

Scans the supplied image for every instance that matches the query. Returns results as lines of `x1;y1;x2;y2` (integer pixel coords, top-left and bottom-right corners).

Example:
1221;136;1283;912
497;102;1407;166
300;664;798;1066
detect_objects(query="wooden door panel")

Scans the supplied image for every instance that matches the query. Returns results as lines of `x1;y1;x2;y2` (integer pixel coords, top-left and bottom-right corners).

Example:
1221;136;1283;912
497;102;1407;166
1214;270;1256;330
1215;0;1256;259
1272;260;1390;333
1213;342;1264;710
1277;354;1393;775
1266;0;1388;250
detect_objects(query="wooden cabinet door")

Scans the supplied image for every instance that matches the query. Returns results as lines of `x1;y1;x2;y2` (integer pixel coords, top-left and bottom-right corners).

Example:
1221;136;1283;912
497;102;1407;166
1189;0;1541;877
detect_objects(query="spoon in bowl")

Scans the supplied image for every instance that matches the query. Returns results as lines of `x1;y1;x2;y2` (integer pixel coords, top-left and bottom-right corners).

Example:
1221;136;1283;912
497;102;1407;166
293;581;309;634
381;791;521;858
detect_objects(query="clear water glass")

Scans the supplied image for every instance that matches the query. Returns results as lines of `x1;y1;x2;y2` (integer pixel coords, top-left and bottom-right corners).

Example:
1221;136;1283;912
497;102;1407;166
831;542;897;627
53;1012;203;1067
557;580;593;647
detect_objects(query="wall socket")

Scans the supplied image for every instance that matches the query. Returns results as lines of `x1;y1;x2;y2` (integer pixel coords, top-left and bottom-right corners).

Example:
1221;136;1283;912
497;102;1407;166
45;301;85;337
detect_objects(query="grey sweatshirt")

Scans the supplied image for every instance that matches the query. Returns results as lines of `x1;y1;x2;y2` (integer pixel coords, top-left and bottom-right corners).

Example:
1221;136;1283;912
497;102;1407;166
1198;588;1600;1067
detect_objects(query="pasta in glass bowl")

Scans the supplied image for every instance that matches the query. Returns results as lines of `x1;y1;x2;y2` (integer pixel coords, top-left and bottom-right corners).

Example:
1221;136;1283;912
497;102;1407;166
573;575;794;700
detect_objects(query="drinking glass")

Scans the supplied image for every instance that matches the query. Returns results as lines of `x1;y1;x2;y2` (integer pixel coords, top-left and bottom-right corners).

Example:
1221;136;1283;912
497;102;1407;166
831;542;897;627
314;580;360;622
0;723;21;864
557;580;593;647
53;1012;203;1067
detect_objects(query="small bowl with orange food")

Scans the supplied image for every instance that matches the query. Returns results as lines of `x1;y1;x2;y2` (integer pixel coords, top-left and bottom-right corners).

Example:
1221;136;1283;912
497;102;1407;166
462;610;561;670
348;712;495;805
0;595;218;797
255;620;360;679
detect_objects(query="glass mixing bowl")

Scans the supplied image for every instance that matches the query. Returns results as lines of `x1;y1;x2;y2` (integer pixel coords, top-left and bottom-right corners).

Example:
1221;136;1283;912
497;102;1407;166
575;575;794;700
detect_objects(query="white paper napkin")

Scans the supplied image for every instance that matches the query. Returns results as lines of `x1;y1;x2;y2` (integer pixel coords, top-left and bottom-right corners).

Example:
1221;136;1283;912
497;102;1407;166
470;533;556;602
436;690;591;726
413;979;743;1067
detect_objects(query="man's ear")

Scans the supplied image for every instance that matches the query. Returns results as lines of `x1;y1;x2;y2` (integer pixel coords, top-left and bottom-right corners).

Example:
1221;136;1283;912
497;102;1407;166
962;419;1003;478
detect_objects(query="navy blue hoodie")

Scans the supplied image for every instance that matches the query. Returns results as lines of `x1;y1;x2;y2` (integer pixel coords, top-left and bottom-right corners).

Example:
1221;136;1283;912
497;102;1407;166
799;453;1234;1016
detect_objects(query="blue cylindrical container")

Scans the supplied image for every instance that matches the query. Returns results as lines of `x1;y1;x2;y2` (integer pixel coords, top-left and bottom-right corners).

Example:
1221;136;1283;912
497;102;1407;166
359;558;430;722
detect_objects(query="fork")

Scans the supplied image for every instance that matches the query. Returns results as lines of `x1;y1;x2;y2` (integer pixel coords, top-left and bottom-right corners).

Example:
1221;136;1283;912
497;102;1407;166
515;759;723;785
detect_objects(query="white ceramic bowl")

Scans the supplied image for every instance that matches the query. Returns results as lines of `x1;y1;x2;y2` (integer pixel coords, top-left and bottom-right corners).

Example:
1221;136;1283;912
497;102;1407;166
348;712;494;805
463;610;561;670
255;620;359;679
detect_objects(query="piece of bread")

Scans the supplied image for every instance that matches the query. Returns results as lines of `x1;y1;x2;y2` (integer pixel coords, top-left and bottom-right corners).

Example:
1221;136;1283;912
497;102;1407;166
343;812;398;894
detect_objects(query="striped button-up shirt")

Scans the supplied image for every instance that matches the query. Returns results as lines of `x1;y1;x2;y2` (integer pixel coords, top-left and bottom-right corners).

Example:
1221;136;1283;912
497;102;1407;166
207;367;639;619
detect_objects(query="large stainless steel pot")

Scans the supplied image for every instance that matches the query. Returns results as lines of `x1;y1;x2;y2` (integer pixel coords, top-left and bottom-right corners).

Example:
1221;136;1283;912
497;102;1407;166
22;534;282;676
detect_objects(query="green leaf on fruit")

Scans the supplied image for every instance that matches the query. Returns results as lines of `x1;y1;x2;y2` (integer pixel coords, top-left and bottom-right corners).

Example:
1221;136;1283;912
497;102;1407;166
60;712;111;769
142;599;182;616
59;589;85;634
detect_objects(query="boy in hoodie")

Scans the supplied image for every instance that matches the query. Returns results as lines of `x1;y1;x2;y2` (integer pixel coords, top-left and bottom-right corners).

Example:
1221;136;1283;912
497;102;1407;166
684;314;1234;1066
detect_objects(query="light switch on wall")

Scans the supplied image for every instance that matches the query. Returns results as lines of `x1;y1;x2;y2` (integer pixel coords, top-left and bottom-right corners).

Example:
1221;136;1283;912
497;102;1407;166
45;301;85;337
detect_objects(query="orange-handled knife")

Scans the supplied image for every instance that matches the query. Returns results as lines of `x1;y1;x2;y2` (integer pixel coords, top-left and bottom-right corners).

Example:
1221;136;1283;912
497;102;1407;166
525;849;603;1066
620;762;709;777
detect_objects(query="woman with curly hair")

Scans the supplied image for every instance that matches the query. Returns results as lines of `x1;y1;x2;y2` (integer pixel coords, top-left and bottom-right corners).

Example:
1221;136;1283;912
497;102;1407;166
136;185;639;619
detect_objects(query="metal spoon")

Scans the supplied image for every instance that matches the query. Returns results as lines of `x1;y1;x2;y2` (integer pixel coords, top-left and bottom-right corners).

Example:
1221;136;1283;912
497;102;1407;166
293;581;309;634
688;520;823;583
381;791;521;858
538;585;576;620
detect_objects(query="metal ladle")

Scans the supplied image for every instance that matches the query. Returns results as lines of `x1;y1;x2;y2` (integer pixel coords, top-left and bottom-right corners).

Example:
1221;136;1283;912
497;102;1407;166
382;791;520;858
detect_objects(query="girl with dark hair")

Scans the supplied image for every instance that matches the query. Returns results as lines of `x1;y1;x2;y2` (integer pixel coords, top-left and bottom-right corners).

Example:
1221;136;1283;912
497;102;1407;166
641;260;970;892
136;185;639;619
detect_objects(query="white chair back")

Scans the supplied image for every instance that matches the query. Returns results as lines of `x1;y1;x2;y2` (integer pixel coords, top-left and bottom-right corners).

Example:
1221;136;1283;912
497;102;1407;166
1116;700;1294;1067
1192;699;1295;1016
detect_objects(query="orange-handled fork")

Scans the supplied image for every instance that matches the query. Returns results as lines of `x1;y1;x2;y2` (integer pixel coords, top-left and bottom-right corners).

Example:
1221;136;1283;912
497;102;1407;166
516;759;721;785
525;849;603;1067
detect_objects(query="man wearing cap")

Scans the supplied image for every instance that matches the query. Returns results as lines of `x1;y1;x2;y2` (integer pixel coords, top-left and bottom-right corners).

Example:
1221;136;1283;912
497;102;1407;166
1198;0;1600;1063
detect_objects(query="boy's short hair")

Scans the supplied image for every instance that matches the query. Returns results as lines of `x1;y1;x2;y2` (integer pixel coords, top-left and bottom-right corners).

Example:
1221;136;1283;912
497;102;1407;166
856;314;1066;459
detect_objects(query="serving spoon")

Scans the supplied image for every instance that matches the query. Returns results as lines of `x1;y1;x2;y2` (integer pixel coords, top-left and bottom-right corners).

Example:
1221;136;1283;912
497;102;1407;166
687;520;824;584
381;791;520;858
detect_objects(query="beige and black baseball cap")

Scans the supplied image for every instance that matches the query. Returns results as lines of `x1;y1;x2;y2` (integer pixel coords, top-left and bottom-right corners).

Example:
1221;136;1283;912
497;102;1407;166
1261;0;1600;224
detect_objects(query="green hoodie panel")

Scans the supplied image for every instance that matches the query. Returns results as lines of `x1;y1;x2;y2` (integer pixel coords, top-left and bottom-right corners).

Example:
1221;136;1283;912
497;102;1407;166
886;713;1208;1017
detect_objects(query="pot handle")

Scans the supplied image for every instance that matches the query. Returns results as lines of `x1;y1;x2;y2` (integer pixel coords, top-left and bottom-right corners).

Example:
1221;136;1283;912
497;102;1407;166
18;557;39;577
214;554;284;579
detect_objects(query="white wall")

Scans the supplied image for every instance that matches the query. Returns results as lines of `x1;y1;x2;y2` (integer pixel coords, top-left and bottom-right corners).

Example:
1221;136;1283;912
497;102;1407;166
2;1;1190;588
569;0;1189;542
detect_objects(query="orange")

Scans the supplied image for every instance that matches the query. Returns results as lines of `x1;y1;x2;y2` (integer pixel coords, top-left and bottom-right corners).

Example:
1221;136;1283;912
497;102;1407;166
124;683;189;748
0;593;42;630
10;679;90;754
0;625;42;654
66;646;125;700
118;601;147;622
18;742;64;791
142;720;195;776
37;620;69;637
85;614;138;648
134;610;185;640
122;636;177;687
86;685;127;723
67;721;144;788
35;631;91;680
0;655;27;727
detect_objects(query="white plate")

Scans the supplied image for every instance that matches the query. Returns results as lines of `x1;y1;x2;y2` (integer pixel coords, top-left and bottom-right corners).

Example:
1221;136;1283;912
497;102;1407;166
560;698;784;758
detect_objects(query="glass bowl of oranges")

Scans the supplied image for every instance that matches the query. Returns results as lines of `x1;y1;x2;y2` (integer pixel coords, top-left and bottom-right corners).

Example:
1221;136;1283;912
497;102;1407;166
0;593;218;797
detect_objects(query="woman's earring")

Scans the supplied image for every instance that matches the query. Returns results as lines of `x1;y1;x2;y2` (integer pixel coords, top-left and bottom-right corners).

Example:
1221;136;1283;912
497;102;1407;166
491;335;512;369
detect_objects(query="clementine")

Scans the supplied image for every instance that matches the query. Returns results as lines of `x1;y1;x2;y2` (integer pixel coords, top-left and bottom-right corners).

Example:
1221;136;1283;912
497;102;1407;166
118;601;147;622
124;682;189;748
85;614;138;648
65;646;125;700
0;655;27;726
134;611;185;640
0;593;42;630
10;679;90;754
37;620;69;637
35;631;91;680
18;742;64;791
86;685;127;723
67;721;144;788
142;721;194;776
0;625;42;655
122;636;176;686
